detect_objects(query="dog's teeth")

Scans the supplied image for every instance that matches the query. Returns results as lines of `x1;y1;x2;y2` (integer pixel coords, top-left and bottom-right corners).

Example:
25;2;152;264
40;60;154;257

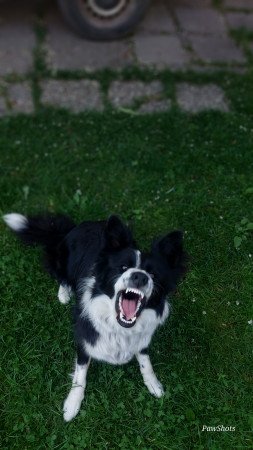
126;288;144;298
124;287;144;299
136;300;141;311
119;311;136;324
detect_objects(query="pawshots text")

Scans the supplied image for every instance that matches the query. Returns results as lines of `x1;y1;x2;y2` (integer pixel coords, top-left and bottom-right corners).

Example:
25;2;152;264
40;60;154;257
202;425;235;432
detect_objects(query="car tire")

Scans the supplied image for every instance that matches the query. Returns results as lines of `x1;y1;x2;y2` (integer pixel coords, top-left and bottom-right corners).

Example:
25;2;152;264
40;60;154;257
57;0;151;40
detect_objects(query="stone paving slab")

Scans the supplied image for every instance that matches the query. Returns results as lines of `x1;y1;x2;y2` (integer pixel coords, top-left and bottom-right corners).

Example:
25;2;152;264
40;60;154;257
134;34;191;69
0;0;252;118
169;0;212;7
176;83;230;113
40;80;103;112
108;80;164;108
189;35;246;63
138;99;171;113
138;2;176;33
226;12;253;29
176;8;226;34
0;79;233;116
45;12;134;71
0;0;36;76
0;0;251;76
8;82;34;114
223;0;253;9
0;24;35;76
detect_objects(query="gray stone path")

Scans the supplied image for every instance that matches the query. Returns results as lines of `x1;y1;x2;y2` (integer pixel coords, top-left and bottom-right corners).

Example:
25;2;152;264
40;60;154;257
43;0;252;72
176;83;230;113
108;81;164;108
41;80;104;112
0;0;252;115
38;79;230;114
8;82;34;114
0;0;36;76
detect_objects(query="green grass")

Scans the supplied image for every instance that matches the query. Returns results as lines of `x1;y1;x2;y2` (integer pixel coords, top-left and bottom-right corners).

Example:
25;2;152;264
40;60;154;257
1;99;253;450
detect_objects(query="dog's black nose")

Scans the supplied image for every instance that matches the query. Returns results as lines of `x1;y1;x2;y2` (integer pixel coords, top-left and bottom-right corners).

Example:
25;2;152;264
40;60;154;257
130;271;149;288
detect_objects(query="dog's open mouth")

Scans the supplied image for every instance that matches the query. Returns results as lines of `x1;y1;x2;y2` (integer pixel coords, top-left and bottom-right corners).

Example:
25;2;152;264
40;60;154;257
116;288;145;328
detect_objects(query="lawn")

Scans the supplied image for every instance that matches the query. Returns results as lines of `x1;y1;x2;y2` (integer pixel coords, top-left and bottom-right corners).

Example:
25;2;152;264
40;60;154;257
1;75;253;449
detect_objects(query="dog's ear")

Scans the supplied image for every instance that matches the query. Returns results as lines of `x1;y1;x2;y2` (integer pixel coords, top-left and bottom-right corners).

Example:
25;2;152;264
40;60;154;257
152;231;186;268
105;215;133;250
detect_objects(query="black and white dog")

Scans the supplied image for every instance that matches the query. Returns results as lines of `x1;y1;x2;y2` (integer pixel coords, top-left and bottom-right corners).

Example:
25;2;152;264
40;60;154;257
3;213;187;421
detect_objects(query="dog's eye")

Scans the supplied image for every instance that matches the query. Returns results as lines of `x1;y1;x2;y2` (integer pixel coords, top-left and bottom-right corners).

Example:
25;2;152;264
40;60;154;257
121;265;128;271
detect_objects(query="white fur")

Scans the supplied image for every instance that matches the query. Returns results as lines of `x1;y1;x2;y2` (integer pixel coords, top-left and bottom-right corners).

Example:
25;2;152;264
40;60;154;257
3;213;28;231
81;269;152;324
136;352;164;398
63;359;90;422
113;267;154;302
65;269;170;420
58;284;72;304
135;250;141;268
85;305;160;364
80;272;169;365
78;276;95;301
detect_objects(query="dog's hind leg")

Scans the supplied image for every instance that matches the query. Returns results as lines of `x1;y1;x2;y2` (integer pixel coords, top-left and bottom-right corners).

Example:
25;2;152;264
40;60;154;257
63;346;90;422
58;284;72;304
136;350;164;398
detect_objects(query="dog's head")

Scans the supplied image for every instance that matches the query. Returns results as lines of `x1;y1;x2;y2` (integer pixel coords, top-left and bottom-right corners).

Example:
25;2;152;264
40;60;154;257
93;216;187;328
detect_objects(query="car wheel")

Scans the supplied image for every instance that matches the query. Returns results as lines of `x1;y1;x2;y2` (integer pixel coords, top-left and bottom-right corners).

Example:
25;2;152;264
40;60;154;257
57;0;151;40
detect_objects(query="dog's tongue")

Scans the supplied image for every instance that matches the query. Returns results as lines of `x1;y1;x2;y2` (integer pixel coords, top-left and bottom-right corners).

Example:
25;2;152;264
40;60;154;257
122;299;137;320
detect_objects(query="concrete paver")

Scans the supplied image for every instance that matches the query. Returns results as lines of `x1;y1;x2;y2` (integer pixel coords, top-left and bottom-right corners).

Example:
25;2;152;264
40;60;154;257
0;0;36;76
224;0;253;9
176;83;230;112
225;12;253;30
45;13;134;71
8;82;34;114
189;35;246;63
108;81;164;108
138;2;176;33
169;0;212;7
138;99;171;113
0;0;252;116
134;34;191;69
176;8;226;34
0;23;35;76
40;80;104;112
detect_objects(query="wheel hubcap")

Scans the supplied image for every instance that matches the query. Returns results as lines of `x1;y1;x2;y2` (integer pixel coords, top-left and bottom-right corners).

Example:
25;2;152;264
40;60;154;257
86;0;128;18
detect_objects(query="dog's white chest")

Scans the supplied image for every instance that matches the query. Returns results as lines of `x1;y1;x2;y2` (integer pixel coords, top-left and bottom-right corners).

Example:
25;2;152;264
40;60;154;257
86;330;151;364
83;296;169;365
85;309;161;365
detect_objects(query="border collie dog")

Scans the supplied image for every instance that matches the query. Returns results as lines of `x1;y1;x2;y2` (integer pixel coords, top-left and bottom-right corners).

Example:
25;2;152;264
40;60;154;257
3;213;187;422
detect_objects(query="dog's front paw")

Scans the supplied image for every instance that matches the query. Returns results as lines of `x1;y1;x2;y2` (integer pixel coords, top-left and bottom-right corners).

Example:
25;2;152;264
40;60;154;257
58;285;71;305
145;377;164;398
63;387;84;422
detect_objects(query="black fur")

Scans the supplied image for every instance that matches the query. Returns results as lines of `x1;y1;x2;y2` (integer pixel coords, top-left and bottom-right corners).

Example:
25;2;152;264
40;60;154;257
5;213;187;319
73;306;99;347
4;211;188;421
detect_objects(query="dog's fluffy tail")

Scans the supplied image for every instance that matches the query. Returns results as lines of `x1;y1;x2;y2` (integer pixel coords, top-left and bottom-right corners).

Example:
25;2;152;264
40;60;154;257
3;213;75;248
